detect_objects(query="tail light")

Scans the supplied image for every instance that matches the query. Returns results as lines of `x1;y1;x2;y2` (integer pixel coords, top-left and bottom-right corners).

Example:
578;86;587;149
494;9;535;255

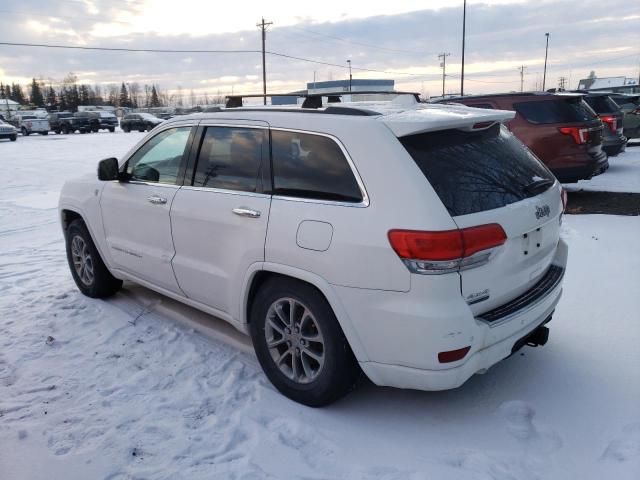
558;127;589;145
388;224;507;274
599;115;617;133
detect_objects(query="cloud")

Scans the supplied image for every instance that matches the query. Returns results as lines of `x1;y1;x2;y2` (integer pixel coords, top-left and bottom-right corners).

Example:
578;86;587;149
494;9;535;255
0;0;638;97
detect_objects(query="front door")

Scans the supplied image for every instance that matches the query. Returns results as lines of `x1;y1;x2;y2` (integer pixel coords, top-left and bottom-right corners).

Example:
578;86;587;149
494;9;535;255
170;123;271;317
100;125;194;294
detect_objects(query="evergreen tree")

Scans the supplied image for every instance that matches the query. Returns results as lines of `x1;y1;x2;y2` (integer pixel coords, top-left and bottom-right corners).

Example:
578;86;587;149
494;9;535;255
46;86;58;109
119;82;130;108
150;85;160;107
0;83;6;99
11;83;26;104
79;84;91;105
30;78;45;107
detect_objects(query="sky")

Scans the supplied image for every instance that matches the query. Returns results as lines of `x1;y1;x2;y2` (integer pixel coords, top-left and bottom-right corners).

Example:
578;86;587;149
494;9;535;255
0;0;638;99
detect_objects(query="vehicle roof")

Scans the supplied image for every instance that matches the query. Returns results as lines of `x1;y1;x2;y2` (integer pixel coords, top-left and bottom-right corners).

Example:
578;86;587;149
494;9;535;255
163;102;515;138
434;91;585;103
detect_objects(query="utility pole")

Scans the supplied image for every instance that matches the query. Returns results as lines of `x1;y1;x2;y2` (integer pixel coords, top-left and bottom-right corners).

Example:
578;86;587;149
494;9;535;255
439;53;451;97
257;17;273;105
461;0;467;96
542;33;550;91
518;65;527;92
346;60;352;92
558;76;567;90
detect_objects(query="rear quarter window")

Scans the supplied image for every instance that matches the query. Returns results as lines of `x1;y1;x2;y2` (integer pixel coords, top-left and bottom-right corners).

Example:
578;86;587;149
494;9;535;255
399;124;555;216
514;98;597;124
271;130;363;203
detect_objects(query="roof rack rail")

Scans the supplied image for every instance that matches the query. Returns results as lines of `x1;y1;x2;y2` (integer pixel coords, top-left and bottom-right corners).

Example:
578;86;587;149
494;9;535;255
225;91;420;109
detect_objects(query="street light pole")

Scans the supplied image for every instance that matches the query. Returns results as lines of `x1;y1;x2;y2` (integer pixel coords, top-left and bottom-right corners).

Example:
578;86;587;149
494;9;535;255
542;33;550;91
347;60;352;92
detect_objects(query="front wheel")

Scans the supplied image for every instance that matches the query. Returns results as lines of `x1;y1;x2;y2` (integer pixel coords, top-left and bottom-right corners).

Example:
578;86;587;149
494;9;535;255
21;127;29;136
65;219;122;298
249;278;359;407
10;135;16;141
108;127;115;132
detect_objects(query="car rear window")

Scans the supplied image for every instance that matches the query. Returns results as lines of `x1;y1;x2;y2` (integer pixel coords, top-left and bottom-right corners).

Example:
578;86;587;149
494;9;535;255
399;124;555;217
514;98;597;124
583;96;622;114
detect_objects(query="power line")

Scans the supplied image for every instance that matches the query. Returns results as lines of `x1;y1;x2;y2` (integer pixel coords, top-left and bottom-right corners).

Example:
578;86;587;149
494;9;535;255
0;41;261;54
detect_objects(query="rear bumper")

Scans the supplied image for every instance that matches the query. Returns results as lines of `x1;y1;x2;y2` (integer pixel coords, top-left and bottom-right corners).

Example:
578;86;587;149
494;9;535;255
602;135;627;157
552;150;609;183
339;239;569;391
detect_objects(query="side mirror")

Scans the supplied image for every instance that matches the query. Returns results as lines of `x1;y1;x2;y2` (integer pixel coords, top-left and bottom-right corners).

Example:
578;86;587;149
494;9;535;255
97;157;120;181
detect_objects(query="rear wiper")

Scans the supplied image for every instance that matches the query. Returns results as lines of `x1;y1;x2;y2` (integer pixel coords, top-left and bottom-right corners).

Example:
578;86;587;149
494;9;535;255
523;178;554;195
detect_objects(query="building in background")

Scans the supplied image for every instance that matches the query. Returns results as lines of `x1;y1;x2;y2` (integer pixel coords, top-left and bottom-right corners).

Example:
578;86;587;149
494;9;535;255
0;98;21;118
272;79;397;105
577;76;639;94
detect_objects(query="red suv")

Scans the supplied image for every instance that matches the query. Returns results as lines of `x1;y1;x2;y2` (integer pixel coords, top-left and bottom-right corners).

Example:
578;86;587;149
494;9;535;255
436;93;608;183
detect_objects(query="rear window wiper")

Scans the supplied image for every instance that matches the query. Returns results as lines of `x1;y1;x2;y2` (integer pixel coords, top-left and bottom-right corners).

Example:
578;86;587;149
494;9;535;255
523;178;554;195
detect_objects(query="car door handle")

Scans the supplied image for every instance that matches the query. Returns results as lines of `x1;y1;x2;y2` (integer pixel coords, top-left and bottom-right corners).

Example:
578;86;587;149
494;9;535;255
147;194;167;205
232;207;261;218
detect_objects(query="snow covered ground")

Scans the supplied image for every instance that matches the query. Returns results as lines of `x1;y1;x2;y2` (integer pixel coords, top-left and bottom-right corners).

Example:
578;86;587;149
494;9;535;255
563;141;640;193
1;131;639;480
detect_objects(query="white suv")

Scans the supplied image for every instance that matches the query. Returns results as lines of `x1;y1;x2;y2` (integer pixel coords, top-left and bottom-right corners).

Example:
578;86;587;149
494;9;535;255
59;97;568;406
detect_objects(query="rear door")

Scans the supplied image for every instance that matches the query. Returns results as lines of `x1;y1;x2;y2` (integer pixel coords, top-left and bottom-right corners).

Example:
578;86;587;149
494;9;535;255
170;121;271;317
399;123;563;313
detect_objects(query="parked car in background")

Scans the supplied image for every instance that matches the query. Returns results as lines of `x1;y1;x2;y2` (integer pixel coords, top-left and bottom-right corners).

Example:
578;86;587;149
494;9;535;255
609;93;640;140
88;111;117;132
59;100;567;406
0;119;17;141
49;112;90;134
578;92;627;156
17;114;50;136
121;113;163;132
71;112;97;134
435;92;608;183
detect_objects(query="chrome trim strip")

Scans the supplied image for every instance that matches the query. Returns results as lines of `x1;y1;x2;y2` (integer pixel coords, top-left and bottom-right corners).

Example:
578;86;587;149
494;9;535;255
181;185;270;198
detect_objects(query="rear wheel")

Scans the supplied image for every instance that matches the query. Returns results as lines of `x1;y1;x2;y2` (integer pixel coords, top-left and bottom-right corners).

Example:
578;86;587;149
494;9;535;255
250;278;359;407
65;219;122;298
40;131;49;135
123;125;130;133
21;127;29;136
108;127;115;132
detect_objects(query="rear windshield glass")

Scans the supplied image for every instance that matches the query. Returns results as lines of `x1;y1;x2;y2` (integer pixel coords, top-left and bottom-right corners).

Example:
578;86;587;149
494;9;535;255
583;96;622;114
399;124;555;217
514;98;597;124
611;96;639;107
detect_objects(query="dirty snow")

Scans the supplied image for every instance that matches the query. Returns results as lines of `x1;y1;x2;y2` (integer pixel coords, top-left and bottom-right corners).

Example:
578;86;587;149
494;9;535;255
1;131;639;479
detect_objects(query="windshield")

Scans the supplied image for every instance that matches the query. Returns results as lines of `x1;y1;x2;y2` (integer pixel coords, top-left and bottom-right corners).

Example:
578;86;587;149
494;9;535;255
399;124;555;216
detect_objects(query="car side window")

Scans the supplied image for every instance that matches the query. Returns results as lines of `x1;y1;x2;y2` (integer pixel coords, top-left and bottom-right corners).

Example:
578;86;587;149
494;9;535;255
271;130;363;203
126;127;191;184
192;126;266;192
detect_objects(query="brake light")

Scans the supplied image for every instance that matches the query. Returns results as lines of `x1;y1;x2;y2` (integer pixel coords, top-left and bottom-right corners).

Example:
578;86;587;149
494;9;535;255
558;127;589;145
599;115;617;133
388;224;506;274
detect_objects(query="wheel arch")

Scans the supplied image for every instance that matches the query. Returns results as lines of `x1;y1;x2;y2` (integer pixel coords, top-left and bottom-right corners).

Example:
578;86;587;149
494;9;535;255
241;263;369;362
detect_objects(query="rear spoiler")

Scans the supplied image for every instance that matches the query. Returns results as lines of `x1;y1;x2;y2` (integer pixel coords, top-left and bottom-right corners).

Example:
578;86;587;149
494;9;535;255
380;105;515;137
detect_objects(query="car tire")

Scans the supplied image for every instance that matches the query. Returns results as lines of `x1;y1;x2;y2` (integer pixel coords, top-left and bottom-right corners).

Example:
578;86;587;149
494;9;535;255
139;128;145;132
41;131;49;135
21;127;29;136
123;126;130;133
10;135;17;141
54;130;60;134
249;278;359;407
65;219;122;298
108;127;115;133
63;126;70;134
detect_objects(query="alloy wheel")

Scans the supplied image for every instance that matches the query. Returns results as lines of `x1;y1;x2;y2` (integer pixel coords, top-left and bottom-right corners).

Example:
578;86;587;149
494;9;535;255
265;297;325;384
70;235;94;286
